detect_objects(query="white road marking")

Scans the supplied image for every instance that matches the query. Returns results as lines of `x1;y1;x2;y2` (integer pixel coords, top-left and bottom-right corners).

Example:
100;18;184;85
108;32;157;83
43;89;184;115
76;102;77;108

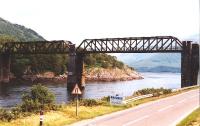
122;115;149;126
158;105;174;112
178;99;186;104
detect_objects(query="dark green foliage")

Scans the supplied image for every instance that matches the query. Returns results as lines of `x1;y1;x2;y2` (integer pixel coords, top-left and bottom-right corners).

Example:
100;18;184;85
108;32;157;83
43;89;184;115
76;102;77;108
11;54;68;77
26;54;68;75
133;88;172;97
84;53;126;69
11;57;30;77
0;17;45;41
21;84;56;112
84;55;96;65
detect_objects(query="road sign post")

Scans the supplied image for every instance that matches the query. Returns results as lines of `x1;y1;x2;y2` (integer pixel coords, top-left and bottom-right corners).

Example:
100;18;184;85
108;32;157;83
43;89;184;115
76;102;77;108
71;84;82;116
76;94;78;116
40;110;44;126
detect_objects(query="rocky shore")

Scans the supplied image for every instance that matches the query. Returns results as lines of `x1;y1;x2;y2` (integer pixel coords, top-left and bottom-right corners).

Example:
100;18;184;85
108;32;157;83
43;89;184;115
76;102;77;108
85;67;143;82
20;67;143;84
21;72;67;84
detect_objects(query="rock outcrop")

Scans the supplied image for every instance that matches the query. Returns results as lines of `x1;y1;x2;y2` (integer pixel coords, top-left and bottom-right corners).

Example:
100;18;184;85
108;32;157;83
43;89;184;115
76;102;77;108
21;67;143;84
85;67;143;82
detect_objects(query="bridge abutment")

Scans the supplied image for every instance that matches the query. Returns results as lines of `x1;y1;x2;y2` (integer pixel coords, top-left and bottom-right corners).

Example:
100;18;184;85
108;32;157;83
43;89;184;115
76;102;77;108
67;45;85;92
0;54;11;83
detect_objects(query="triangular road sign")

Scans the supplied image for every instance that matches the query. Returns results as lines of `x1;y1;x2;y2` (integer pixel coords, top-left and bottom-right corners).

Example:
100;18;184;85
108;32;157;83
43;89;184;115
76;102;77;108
71;84;82;95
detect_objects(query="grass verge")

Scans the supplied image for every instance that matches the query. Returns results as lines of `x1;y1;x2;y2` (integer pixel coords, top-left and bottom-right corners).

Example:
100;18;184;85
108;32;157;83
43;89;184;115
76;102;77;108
0;86;199;126
0;105;127;126
176;107;200;126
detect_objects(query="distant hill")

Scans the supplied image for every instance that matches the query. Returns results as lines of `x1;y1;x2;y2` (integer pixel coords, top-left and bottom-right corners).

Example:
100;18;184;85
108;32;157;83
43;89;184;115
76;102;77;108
137;66;181;73
0;17;45;41
116;53;181;73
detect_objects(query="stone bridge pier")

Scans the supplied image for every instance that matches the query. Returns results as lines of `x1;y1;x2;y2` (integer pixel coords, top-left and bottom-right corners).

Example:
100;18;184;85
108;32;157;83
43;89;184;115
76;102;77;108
190;43;199;85
67;44;85;92
0;54;11;83
181;41;199;87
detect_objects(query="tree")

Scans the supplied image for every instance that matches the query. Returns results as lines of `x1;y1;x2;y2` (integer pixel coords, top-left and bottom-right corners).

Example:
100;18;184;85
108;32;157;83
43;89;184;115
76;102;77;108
21;84;55;112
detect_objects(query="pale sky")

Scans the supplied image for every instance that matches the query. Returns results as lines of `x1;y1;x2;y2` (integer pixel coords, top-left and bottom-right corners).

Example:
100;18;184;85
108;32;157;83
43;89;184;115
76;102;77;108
0;0;199;44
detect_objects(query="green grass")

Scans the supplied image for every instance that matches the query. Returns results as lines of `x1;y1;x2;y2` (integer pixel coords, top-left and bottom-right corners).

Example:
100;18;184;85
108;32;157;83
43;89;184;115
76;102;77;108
0;86;199;126
0;105;127;126
177;107;200;126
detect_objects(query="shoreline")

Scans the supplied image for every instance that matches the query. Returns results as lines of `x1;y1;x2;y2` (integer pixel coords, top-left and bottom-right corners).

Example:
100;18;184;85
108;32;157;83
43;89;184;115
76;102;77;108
11;67;144;84
12;74;143;84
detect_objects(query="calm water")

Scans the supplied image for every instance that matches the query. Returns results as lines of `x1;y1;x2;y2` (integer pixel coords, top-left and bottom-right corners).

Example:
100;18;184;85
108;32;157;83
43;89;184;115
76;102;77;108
0;72;181;107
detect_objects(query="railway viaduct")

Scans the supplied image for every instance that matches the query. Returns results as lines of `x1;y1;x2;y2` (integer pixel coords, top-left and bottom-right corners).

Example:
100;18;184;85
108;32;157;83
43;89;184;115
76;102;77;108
0;36;199;91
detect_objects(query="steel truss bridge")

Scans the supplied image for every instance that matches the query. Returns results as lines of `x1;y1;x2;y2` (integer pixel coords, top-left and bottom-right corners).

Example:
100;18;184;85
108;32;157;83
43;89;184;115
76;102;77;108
0;36;199;91
0;36;183;54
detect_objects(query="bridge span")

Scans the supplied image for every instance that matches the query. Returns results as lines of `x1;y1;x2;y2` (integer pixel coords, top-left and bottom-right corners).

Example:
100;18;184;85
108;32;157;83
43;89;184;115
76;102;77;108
0;36;199;91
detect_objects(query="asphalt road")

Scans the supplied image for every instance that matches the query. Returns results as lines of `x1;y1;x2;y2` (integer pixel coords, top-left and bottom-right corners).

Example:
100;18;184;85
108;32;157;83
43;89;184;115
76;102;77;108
70;89;200;126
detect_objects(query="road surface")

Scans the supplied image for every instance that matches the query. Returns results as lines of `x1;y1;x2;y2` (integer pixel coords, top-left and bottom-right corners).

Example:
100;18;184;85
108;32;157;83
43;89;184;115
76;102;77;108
70;89;200;126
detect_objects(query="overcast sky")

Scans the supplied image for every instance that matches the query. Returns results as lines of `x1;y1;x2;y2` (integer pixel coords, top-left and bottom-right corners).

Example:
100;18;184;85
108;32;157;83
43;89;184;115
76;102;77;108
0;0;199;44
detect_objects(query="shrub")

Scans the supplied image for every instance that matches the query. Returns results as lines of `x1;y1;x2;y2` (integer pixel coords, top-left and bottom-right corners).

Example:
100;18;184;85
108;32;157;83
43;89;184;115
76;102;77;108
0;108;15;122
11;106;22;118
133;88;172;97
101;96;110;102
21;84;55;112
163;89;172;94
